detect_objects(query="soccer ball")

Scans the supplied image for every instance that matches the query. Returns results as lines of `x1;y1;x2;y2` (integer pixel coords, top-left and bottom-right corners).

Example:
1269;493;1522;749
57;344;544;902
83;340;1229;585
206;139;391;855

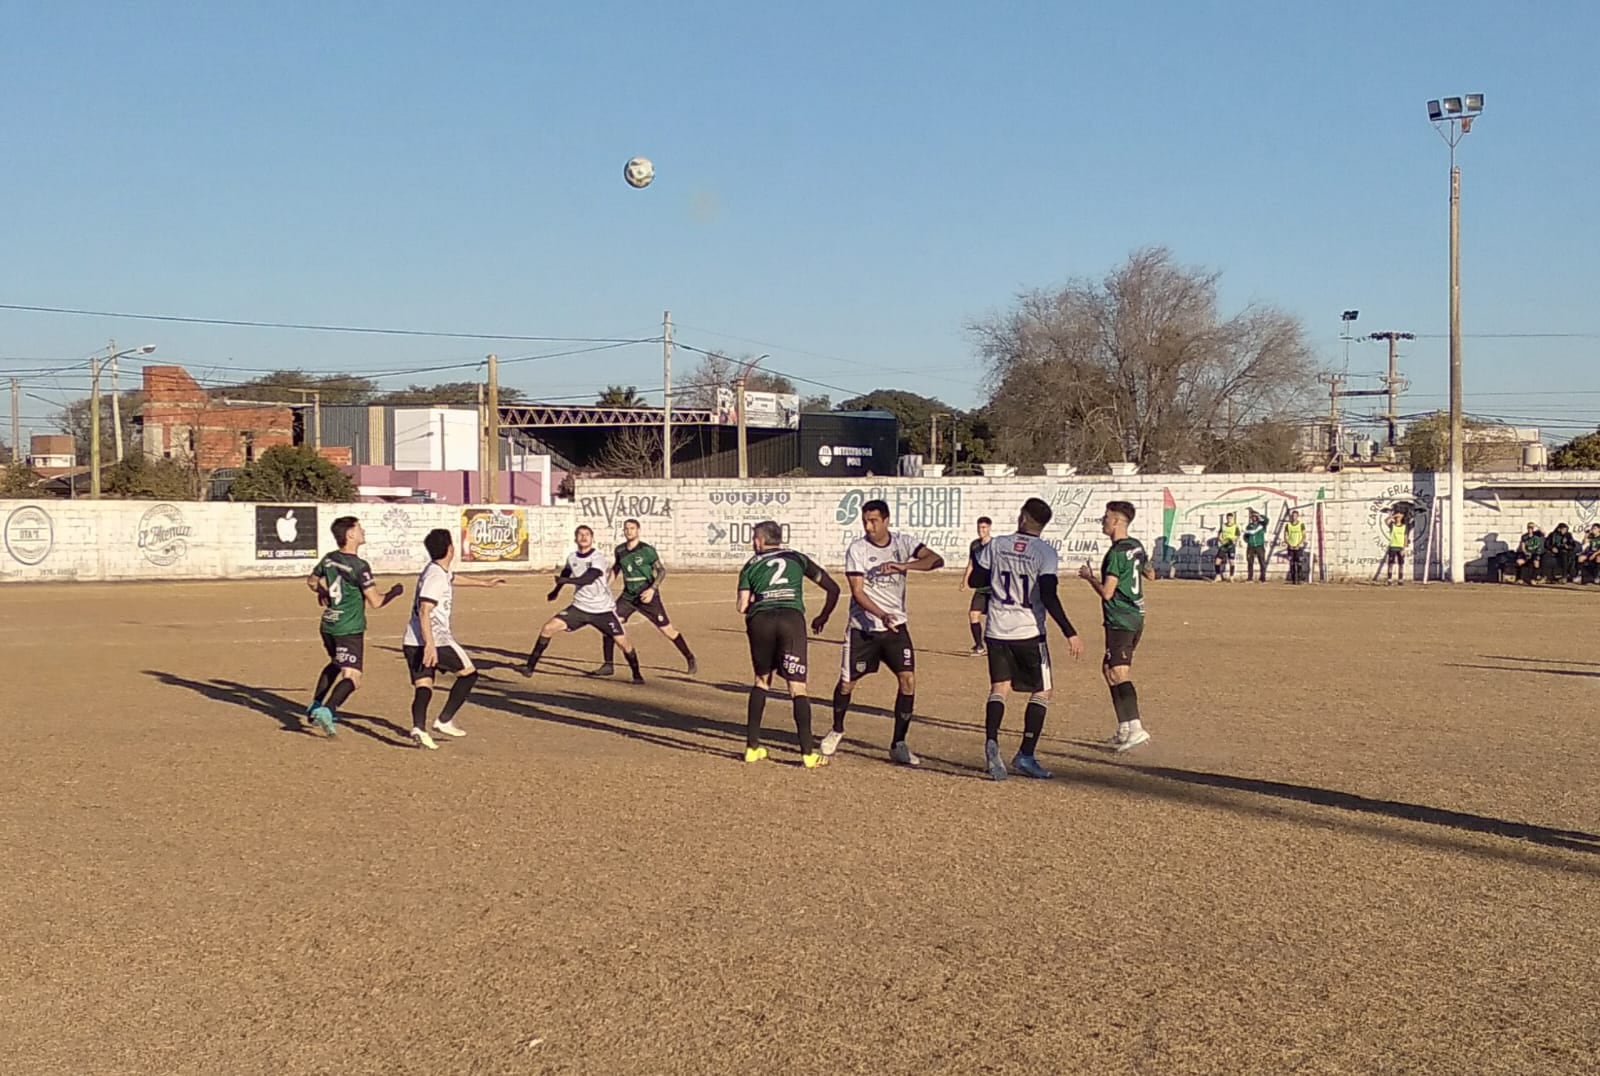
623;157;654;189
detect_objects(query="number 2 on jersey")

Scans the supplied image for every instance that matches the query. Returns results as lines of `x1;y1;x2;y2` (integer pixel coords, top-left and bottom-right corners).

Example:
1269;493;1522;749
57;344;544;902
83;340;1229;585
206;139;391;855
767;558;792;589
996;570;1032;607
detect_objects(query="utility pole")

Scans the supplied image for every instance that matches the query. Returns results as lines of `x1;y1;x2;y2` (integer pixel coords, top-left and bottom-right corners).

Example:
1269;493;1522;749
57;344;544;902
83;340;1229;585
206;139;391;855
930;413;940;465
289;388;322;449
484;353;500;501
477;382;488;497
1365;331;1415;448
735;354;768;480
108;339;126;463
90;355;103;498
1318;372;1345;466
9;377;19;465
662;310;674;480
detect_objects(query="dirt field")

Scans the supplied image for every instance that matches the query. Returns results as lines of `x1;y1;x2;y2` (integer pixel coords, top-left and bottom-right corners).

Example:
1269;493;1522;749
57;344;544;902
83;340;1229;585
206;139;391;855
2;570;1597;1075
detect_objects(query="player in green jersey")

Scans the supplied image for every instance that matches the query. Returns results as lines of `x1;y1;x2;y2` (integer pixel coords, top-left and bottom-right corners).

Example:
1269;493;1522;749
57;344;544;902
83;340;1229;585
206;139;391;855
1579;523;1600;585
304;516;403;736
1080;501;1155;752
736;520;840;768
598;519;698;675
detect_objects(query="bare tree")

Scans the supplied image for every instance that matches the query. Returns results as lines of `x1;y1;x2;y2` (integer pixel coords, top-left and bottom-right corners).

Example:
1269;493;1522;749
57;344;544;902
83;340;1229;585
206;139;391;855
970;248;1319;471
681;351;796;410
592;426;691;478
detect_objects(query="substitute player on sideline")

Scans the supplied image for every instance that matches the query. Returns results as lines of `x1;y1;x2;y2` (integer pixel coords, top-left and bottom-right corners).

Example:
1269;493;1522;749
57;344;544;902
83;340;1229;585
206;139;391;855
1080;501;1155;752
822;499;944;765
737;521;841;768
522;525;644;683
598;518;697;676
961;516;994;655
403;528;505;750
305;515;404;736
974;497;1084;781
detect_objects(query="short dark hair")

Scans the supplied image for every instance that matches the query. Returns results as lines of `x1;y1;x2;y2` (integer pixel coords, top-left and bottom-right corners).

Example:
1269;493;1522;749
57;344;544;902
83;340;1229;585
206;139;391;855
623;518;641;528
575;525;594;539
754;520;785;546
977;516;992;526
1106;500;1136;524
423;528;453;561
861;499;890;520
331;515;359;547
1021;497;1053;529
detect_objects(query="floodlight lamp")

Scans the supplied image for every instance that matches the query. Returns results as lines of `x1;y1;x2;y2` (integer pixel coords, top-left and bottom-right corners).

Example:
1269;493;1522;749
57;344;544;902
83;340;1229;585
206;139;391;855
1427;99;1443;121
1342;310;1359;322
136;344;156;354
1443;97;1463;114
1464;93;1484;113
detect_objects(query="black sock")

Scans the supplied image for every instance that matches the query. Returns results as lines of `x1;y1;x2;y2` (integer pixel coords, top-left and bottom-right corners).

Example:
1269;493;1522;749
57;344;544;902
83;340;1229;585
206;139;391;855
1111;681;1140;724
793;695;815;756
312;663;340;706
624;650;642;679
1020;697;1049;756
527;637;550;668
326;678;357;712
892;692;914;745
985;694;1005;741
411;686;432;731
601;636;616;665
438;671;478;722
969;622;984;647
672;634;695;661
746;687;766;748
831;684;850;734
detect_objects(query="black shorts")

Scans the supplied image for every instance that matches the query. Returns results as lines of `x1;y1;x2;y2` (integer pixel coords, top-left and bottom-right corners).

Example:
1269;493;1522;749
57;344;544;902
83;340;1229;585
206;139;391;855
403;641;470;681
556;606;627;636
985;636;1053;694
1104;626;1142;668
321;631;364;671
968;590;991;615
616;592;671;627
1217;543;1236;560
840;626;915;684
1385;548;1405;566
746;608;809;682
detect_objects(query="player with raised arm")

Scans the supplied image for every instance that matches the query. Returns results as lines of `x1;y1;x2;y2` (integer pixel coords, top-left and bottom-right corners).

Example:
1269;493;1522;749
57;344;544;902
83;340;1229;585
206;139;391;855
961;516;994;655
402;528;505;750
1079;501;1155;752
822;499;944;766
737;521;841;768
522;525;645;683
304;515;404;737
598;518;697;676
975;497;1084;781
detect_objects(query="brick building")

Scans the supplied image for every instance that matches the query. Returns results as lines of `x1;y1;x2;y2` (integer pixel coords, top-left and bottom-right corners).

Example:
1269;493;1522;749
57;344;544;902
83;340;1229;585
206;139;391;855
137;365;295;469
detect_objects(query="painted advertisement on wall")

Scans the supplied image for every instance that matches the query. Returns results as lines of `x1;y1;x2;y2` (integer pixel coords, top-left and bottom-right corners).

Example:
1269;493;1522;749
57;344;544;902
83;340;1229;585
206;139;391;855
254;505;318;560
136;503;193;567
461;507;529;562
4;505;54;566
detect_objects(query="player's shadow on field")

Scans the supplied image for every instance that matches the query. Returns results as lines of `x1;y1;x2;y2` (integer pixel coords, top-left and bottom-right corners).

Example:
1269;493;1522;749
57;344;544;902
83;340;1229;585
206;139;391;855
702;625;977;660
470;680;798;758
1483;654;1600;669
141;671;413;747
1063;754;1600;863
702;680;980;739
1446;662;1600;680
419;643;694;679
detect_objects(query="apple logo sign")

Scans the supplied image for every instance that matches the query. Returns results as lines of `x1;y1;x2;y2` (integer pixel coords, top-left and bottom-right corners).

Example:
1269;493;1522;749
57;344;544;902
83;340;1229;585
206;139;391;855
276;509;298;544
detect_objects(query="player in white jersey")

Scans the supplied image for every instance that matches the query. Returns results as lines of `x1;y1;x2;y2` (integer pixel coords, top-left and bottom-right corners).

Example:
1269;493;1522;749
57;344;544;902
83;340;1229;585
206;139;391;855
403;528;505;750
521;525;644;683
822;498;944;766
973;497;1084;781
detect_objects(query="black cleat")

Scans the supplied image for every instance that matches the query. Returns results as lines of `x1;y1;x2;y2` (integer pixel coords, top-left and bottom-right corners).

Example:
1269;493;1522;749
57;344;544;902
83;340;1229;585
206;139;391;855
585;664;616;678
686;657;698;676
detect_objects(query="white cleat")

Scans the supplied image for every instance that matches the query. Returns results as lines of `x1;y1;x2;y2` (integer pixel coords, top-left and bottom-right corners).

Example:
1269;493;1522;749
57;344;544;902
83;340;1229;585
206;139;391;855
889;741;921;767
1107;721;1130;747
432;719;466;738
412;729;439;751
1115;728;1151;753
819;730;845;757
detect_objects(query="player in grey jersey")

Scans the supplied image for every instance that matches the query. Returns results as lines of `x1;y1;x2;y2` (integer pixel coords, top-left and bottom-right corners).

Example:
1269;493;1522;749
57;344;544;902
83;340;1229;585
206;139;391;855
822;499;944;765
522;525;644;683
973;497;1085;780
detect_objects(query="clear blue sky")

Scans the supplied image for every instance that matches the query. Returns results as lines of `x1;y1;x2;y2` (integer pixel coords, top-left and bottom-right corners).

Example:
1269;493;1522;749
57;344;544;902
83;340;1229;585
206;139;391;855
2;1;1596;443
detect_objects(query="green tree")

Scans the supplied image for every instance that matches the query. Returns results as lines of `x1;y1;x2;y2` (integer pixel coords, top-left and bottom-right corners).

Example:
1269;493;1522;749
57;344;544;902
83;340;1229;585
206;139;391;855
54;390;141;465
596;385;646;407
1401;413;1505;471
835;389;985;465
228;444;357;502
800;394;831;413
371;382;526;406
1549;428;1600;470
225;370;379;406
102;450;201;500
0;462;42;495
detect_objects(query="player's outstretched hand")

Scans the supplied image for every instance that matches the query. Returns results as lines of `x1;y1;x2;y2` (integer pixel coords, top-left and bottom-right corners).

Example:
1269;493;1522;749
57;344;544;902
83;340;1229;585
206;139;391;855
384;583;404;603
810;615;830;635
1077;563;1095;581
1066;634;1085;659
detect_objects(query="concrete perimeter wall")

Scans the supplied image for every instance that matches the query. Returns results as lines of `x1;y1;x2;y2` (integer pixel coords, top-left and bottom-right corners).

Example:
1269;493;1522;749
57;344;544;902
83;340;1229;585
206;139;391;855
5;471;1598;583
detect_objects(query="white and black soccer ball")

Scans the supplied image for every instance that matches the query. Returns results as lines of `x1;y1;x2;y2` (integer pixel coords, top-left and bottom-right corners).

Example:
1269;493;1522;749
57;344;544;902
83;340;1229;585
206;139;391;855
623;156;654;189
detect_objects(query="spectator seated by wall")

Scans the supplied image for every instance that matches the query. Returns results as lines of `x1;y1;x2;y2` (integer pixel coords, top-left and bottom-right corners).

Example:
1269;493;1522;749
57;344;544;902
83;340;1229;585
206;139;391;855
1545;522;1578;584
1515;522;1545;585
1579;523;1600;585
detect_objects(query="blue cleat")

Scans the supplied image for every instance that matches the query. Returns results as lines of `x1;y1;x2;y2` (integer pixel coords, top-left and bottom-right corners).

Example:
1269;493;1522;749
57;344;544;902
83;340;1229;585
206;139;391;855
310;705;337;737
984;739;1008;782
1011;753;1053;780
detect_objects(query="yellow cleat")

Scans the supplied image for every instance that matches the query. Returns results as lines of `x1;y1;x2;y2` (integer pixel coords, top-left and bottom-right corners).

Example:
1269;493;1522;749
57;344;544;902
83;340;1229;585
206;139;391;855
802;752;828;769
743;746;769;763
